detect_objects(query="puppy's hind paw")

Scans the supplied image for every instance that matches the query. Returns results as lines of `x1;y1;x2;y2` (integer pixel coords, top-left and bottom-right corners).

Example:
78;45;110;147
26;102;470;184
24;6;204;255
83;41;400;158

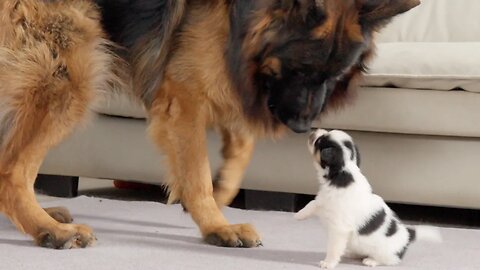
362;258;379;267
319;260;338;269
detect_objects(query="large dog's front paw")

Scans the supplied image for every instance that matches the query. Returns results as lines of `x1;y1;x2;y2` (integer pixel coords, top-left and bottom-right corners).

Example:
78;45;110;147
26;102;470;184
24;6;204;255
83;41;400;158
36;224;96;249
205;224;262;248
44;207;73;223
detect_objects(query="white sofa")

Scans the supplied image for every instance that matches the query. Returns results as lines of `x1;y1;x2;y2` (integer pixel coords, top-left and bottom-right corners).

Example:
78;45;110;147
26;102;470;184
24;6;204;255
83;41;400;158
40;0;480;209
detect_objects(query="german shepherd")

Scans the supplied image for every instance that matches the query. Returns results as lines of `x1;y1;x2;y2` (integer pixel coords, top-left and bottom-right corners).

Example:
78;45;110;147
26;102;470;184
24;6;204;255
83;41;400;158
0;0;419;249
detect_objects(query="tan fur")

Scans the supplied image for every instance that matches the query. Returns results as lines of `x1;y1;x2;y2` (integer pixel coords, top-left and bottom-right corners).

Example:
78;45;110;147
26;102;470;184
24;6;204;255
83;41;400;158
213;128;255;208
311;0;364;42
146;2;265;246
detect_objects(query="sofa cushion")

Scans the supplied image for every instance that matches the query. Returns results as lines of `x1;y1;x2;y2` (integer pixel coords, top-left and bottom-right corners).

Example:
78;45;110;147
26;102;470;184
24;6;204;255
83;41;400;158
318;87;480;138
377;0;480;43
363;42;480;92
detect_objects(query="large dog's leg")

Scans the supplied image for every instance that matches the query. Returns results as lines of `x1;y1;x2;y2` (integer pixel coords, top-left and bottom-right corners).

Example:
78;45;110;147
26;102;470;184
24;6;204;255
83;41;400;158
0;51;101;248
149;80;261;248
0;5;110;245
0;144;96;249
213;129;255;208
0;73;99;248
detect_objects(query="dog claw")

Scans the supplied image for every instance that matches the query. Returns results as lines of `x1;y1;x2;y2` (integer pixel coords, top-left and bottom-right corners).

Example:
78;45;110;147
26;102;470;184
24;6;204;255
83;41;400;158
204;224;261;248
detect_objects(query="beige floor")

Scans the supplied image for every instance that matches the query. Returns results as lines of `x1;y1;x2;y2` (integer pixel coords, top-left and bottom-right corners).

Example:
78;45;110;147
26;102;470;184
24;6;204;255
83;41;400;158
36;177;480;229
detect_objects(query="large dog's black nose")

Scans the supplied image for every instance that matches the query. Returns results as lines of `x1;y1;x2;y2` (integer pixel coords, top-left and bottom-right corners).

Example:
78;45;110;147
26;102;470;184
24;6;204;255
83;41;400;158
286;119;311;133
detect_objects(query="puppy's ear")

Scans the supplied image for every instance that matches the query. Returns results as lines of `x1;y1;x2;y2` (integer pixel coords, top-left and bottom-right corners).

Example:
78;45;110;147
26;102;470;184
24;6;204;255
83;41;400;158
354;145;361;167
356;0;420;27
320;147;344;168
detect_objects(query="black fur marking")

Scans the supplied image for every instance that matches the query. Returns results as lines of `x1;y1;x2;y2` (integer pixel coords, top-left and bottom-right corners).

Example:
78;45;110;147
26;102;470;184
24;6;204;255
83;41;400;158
358;208;386;235
385;219;398;237
397;245;408;259
315;135;354;188
94;0;186;107
315;135;345;168
342;140;361;167
343;141;355;161
226;0;258;109
328;170;355;188
396;227;416;259
407;227;416;243
94;0;173;48
354;145;361;167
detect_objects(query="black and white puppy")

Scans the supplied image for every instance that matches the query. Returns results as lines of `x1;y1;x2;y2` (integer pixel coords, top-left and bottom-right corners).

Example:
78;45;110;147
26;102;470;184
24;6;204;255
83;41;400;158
295;129;441;269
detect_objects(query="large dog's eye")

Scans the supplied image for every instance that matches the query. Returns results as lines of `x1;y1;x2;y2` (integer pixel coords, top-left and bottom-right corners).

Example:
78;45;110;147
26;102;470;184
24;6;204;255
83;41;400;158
260;57;282;79
305;2;327;28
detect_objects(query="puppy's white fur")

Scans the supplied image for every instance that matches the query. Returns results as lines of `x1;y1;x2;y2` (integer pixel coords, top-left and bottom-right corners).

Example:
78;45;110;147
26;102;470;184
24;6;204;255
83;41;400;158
296;129;441;269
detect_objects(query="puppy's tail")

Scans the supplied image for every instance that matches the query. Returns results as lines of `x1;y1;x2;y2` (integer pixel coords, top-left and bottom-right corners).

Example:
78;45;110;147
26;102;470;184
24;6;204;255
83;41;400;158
409;225;442;243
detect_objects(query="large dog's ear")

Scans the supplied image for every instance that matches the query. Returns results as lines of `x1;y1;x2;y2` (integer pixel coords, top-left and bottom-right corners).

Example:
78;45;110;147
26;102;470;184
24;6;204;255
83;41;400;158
356;0;420;27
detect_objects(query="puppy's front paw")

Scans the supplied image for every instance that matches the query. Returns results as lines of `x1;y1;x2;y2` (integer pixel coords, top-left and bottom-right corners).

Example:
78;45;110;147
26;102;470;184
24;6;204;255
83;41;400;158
294;211;308;221
319;260;338;269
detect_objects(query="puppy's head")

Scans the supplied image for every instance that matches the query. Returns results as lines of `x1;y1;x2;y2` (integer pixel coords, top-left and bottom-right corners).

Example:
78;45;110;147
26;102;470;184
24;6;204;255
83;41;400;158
308;129;360;169
228;0;420;133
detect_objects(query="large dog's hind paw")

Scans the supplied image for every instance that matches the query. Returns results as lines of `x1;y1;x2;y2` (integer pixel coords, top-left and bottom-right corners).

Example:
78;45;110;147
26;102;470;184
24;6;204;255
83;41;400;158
36;224;96;249
44;207;73;223
205;224;262;248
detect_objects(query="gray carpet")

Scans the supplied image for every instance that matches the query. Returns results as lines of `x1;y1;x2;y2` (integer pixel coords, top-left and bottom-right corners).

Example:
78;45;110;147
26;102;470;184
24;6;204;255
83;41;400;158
0;196;479;270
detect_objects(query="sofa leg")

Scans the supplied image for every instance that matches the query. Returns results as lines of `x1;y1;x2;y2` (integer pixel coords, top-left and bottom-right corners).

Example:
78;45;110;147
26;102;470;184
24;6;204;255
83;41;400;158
34;174;79;198
244;190;299;212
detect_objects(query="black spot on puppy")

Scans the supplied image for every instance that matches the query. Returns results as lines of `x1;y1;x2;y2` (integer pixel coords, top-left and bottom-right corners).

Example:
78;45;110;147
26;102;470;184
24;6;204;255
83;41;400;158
354;145;361;166
315;135;344;168
385;219;398;237
315;134;354;187
407;227;416;243
328;170;354;188
396;227;416;259
397;245;408;259
358;208;386;235
342;140;361;166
